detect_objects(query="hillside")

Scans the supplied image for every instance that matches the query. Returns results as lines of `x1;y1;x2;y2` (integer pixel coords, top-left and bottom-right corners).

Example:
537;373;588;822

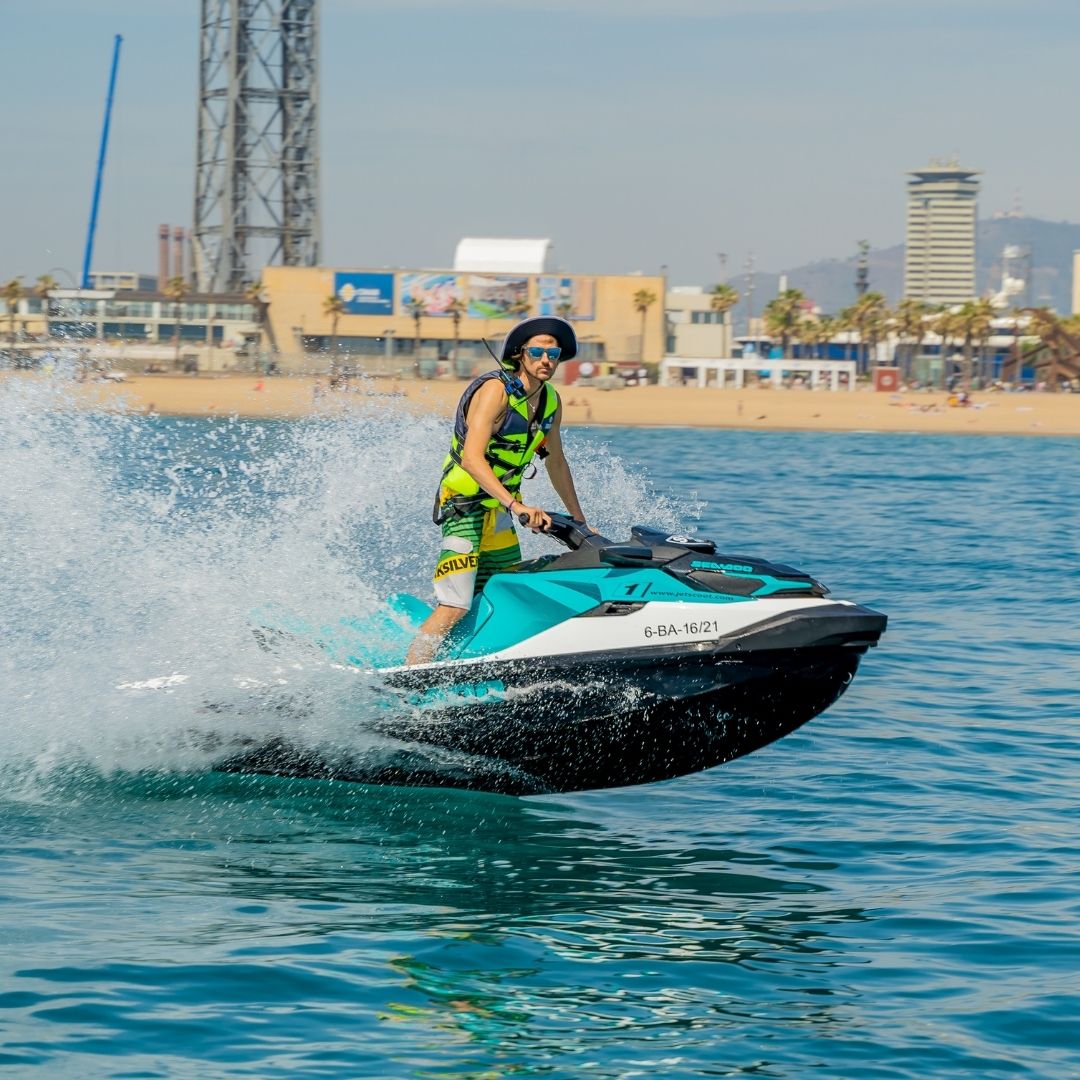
725;217;1080;328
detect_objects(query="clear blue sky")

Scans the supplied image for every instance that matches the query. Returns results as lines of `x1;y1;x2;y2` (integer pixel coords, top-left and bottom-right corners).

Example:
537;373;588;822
3;0;1077;287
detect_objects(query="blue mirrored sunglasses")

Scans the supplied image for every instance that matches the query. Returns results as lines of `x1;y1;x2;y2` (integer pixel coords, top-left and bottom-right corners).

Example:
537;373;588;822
524;346;562;361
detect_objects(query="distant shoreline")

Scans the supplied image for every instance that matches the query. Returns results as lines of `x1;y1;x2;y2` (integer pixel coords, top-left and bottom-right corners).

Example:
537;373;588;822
5;371;1080;437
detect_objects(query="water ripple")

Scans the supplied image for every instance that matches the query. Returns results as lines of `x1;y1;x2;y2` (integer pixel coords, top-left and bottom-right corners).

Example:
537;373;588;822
1;409;1078;1077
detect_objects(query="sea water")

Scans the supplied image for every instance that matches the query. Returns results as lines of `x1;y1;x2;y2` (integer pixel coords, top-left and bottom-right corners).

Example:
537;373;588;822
1;377;1077;1078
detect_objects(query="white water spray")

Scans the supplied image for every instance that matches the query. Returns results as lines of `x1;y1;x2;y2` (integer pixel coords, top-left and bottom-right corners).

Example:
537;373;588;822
0;373;692;781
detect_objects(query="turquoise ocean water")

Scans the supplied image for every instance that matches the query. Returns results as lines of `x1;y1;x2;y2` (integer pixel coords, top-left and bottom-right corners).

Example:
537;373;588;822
1;381;1077;1077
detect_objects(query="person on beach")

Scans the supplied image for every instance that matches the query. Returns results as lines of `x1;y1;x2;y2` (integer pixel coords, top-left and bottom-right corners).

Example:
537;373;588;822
405;316;589;665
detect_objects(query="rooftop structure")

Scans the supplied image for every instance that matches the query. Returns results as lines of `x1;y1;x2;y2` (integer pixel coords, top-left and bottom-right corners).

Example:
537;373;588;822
453;238;552;274
88;271;158;293
903;161;980;306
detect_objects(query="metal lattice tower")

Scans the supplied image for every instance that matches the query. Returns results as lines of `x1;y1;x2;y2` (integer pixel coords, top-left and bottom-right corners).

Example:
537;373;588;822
193;0;320;293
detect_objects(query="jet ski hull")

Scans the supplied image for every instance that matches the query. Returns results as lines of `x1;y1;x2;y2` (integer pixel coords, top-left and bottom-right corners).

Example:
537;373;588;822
217;640;871;796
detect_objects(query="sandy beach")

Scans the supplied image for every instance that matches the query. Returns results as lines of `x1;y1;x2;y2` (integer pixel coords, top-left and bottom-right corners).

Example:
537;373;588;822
6;371;1080;436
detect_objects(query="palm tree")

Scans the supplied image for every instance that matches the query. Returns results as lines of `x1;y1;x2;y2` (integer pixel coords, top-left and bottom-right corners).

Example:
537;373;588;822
1022;306;1059;353
970;298;995;386
163;276;189;367
1021;306;1066;390
447;296;466;372
3;277;23;343
798;318;823;360
33;273;57;342
404;295;425;377
815;315;837;359
34;273;57;313
1003;306;1027;384
34;272;57;296
836;306;857;362
243;279;274;360
322;293;345;379
710;284;739;354
851;291;888;374
930;307;961;388
632;289;657;361
950;300;994;389
865;304;890;373
894;298;929;379
708;283;739;318
762;288;805;358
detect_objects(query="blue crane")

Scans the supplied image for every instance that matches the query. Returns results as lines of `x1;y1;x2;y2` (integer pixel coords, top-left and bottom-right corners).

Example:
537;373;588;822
81;34;123;290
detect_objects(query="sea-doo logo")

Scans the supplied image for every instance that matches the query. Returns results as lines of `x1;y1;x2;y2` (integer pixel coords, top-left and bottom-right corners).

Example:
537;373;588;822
666;534;700;546
691;559;754;573
434;553;478;580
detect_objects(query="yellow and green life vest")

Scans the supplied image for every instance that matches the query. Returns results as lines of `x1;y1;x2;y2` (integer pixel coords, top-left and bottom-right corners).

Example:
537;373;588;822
434;369;559;522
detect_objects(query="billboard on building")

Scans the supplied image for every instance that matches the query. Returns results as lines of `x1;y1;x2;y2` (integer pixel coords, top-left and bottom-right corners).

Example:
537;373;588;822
466;275;529;319
400;273;463;316
537;276;595;321
334;272;394;316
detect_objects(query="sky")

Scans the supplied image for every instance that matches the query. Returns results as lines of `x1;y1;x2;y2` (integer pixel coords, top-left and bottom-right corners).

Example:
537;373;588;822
2;0;1078;287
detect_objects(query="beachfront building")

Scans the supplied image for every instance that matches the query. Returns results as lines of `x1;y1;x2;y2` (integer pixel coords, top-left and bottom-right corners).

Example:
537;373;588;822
41;290;260;350
661;356;856;391
1;283;261;373
665;287;734;359
261;248;667;378
903;162;980;305
0;294;49;340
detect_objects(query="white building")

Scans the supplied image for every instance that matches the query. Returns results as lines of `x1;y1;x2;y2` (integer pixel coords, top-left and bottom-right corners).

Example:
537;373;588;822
661;356;855;391
903;162;980;305
665;286;733;359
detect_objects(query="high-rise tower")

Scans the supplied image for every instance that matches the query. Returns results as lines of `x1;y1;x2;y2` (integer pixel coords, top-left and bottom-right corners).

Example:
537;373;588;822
903;162;979;306
193;0;321;293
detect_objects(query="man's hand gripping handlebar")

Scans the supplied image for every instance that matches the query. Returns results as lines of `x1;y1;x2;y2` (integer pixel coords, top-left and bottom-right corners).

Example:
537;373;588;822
516;510;606;550
513;503;551;532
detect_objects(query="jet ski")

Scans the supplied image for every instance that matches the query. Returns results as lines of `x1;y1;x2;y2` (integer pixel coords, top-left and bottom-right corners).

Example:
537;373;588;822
218;513;886;795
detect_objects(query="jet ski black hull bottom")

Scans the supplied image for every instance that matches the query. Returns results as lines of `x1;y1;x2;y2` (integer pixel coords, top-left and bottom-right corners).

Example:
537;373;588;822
215;645;866;796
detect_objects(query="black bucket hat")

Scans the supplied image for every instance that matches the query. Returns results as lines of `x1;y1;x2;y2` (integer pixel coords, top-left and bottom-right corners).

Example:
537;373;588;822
500;315;578;366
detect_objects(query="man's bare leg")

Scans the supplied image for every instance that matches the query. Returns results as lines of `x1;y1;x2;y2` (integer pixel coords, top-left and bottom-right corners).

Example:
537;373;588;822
405;604;468;666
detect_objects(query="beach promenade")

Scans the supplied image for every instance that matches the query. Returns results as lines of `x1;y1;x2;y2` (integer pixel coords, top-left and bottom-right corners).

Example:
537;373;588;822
6;371;1080;436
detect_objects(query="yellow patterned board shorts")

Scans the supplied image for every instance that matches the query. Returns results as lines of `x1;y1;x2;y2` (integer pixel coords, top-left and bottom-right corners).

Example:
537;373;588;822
433;504;521;610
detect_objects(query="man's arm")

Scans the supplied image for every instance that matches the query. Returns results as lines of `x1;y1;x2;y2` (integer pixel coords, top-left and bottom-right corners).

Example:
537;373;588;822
460;381;550;528
542;405;587;522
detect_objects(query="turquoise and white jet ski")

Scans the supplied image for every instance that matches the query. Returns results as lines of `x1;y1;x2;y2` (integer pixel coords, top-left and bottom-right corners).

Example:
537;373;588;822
219;514;886;795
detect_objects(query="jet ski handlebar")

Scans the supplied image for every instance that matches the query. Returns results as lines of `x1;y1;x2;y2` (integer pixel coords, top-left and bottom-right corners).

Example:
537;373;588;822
517;510;609;551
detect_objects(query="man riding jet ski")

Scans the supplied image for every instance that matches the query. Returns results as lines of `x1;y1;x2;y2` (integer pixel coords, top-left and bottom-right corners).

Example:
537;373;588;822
218;315;885;794
406;315;589;665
